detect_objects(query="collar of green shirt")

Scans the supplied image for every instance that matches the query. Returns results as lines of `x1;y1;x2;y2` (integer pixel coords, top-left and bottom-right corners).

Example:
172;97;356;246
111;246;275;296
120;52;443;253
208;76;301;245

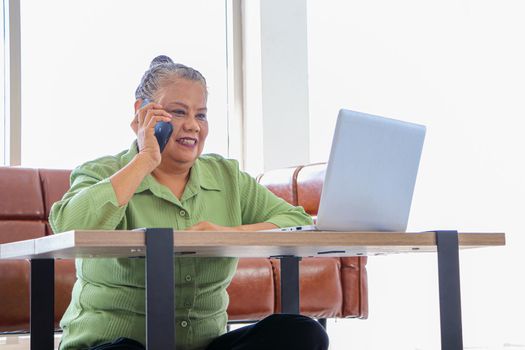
120;141;222;205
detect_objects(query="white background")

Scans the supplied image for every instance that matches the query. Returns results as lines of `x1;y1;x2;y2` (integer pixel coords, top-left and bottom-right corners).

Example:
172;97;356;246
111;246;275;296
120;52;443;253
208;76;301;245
0;2;4;165
19;0;229;169
307;1;525;348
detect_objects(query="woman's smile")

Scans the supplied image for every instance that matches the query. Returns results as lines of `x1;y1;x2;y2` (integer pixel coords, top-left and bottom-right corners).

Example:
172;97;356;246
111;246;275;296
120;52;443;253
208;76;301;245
175;137;198;147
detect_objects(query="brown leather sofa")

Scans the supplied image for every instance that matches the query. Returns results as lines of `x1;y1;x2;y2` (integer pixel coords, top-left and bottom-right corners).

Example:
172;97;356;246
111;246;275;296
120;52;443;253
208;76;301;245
0;164;367;332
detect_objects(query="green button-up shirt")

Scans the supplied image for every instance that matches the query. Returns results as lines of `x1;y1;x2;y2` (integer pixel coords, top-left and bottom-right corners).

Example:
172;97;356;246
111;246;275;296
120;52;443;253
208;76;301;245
49;142;312;350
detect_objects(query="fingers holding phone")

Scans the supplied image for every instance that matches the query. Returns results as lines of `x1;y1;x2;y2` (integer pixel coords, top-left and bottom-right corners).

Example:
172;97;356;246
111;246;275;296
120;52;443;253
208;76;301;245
135;99;172;167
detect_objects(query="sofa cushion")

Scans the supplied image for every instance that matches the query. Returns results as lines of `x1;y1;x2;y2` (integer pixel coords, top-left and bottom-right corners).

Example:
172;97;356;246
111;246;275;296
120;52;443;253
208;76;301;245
271;257;343;318
0;260;30;332
257;167;299;206
39;169;72;219
0;260;77;332
0;167;44;220
226;258;275;320
0;221;46;243
0;219;47;331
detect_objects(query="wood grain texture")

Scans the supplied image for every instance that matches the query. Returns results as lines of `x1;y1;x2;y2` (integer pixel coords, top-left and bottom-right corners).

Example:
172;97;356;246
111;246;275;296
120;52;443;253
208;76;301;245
0;230;505;260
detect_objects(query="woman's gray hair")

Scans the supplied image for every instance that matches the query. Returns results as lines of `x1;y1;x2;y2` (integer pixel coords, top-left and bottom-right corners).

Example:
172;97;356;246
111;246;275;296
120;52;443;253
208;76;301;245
135;55;207;100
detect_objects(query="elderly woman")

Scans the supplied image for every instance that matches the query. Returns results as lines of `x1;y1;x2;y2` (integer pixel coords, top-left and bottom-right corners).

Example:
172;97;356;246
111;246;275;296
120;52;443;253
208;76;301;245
50;55;328;350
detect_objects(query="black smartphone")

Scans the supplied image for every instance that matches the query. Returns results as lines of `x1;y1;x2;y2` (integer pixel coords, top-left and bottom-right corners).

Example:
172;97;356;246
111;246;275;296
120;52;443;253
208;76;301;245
140;99;174;153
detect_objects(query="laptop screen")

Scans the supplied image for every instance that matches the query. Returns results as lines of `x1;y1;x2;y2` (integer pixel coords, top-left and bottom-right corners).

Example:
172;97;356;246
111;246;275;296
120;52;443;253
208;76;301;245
316;109;426;231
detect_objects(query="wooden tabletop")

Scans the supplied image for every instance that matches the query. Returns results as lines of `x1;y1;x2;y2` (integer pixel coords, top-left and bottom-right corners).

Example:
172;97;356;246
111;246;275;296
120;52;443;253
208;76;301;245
0;230;505;259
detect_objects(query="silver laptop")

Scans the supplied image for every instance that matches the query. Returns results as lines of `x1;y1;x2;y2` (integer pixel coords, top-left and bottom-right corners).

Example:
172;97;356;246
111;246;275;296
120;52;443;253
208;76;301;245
267;109;426;232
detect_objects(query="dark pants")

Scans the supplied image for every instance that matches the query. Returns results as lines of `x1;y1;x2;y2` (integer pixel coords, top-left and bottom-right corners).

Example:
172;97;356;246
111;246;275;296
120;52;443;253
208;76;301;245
206;314;329;350
88;314;329;350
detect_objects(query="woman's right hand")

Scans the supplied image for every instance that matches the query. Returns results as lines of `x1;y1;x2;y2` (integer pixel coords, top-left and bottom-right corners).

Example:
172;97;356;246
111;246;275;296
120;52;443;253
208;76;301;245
133;100;173;170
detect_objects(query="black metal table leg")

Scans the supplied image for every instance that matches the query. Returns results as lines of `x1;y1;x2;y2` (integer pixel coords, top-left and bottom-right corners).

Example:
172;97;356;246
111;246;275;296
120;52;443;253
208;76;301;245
30;258;55;350
145;228;175;350
280;256;301;314
436;230;463;350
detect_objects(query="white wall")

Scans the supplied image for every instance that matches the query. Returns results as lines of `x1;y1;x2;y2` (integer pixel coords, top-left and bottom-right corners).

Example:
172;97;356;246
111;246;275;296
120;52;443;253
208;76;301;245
19;0;229;169
0;2;4;165
307;1;525;348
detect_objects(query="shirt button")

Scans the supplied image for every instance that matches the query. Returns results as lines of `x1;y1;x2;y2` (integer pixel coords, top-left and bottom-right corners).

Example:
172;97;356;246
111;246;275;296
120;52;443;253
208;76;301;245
179;210;186;217
185;275;192;282
181;320;188;328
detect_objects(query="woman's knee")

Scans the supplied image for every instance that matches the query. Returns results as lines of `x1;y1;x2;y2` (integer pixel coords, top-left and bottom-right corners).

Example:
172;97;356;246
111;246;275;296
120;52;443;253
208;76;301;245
261;314;329;350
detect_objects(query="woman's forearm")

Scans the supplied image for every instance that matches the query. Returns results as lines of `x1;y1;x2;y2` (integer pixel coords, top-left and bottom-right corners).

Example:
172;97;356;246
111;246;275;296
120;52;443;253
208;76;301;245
110;153;156;207
237;222;279;231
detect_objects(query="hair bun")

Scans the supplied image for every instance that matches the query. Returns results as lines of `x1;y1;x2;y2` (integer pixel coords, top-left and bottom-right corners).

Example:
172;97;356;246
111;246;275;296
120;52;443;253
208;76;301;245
150;55;174;68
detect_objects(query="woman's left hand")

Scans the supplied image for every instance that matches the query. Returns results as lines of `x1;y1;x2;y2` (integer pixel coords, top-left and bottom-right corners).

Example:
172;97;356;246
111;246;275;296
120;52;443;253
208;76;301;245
185;221;279;232
185;221;236;232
